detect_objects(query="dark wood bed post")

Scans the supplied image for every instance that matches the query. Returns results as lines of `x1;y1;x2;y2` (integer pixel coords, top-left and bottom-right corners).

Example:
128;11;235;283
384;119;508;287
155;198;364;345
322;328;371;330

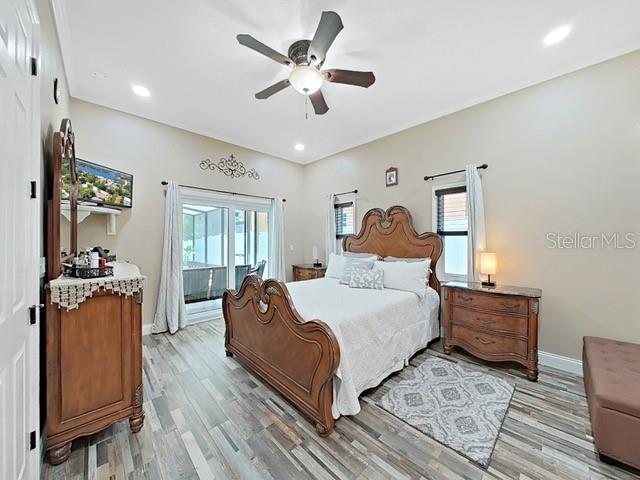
222;205;442;436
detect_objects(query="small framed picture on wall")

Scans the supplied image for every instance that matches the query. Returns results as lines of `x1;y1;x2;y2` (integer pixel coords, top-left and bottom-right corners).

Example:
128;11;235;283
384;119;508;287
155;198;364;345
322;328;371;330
385;167;398;187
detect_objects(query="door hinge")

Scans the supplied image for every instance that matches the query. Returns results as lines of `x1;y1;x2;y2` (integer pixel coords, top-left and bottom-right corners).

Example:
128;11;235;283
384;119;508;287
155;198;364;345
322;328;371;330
30;181;37;199
28;304;43;326
29;431;36;450
30;57;37;76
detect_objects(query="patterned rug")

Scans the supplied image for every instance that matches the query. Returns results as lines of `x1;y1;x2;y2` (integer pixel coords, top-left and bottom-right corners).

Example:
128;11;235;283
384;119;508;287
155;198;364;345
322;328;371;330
376;357;514;468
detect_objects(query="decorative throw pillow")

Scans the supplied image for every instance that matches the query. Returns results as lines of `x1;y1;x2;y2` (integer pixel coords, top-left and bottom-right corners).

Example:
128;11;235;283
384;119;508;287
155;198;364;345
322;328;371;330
325;253;346;279
349;267;384;290
339;257;376;284
373;260;429;298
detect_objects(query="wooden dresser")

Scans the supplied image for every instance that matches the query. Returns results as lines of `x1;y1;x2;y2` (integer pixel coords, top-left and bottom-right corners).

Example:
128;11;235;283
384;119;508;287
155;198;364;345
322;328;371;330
45;271;145;465
442;281;542;381
292;264;327;281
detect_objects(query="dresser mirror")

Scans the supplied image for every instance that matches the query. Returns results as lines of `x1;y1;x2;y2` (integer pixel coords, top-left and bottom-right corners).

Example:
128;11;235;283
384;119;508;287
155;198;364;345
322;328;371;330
48;118;77;280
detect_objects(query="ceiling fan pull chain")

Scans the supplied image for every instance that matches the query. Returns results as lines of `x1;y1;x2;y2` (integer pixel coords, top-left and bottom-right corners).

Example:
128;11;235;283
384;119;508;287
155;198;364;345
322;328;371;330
305;95;308;120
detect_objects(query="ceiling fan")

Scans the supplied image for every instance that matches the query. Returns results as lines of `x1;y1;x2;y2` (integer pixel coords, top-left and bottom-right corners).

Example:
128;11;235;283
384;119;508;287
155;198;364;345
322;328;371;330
237;11;375;115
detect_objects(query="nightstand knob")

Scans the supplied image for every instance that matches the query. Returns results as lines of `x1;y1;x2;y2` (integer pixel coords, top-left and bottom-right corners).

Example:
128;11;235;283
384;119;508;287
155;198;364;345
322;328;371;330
459;295;473;302
475;336;496;345
479;318;496;326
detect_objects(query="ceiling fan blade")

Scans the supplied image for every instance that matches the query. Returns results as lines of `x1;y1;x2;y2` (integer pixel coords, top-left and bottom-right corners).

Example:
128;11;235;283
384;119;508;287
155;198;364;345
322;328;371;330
308;11;343;64
255;79;290;99
309;89;329;115
237;34;292;66
324;69;375;88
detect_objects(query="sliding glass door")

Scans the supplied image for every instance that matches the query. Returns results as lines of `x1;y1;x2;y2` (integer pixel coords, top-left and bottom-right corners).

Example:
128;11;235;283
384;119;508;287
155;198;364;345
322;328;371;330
234;209;270;272
182;204;229;316
180;190;271;322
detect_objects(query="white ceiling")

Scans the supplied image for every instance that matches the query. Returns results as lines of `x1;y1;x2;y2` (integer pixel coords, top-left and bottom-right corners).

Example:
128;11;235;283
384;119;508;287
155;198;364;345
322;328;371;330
52;0;640;164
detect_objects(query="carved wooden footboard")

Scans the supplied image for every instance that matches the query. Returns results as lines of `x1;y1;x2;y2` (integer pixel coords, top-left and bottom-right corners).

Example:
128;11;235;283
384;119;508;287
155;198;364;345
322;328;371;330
222;275;340;436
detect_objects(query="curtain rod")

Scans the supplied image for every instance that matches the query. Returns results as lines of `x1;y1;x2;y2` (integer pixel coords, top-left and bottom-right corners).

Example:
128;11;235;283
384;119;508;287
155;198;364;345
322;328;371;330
160;181;286;202
334;189;358;196
423;164;488;181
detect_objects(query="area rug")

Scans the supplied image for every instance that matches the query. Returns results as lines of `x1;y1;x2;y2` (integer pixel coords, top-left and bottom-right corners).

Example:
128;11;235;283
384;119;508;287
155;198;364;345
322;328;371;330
377;358;514;468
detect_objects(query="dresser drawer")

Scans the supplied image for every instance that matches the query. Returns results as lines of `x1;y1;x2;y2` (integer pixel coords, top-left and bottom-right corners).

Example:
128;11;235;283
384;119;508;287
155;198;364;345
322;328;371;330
450;289;528;315
451;305;528;336
294;269;316;280
451;324;528;358
292;266;326;281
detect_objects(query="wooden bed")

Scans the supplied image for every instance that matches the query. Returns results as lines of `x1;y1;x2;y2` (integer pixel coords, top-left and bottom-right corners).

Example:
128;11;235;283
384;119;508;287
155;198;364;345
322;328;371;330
222;206;442;436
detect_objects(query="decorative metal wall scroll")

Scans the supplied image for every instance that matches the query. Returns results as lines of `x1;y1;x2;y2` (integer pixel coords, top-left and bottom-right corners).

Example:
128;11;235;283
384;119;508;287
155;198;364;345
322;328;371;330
200;154;260;180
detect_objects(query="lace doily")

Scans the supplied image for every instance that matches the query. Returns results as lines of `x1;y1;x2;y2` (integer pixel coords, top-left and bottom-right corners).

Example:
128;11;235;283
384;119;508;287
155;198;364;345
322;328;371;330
49;263;146;310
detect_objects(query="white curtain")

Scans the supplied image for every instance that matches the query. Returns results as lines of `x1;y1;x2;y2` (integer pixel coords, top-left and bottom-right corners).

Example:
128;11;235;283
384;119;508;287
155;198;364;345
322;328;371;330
466;164;487;282
269;198;286;281
152;181;186;334
325;194;337;261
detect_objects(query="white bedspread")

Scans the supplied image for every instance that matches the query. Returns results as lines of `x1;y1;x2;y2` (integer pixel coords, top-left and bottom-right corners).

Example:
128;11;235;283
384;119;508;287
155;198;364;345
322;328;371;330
286;278;440;418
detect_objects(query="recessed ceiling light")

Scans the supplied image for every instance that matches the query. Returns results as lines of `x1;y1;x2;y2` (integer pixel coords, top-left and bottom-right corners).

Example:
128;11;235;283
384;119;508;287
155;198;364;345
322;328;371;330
543;25;572;46
294;143;305;151
131;84;151;97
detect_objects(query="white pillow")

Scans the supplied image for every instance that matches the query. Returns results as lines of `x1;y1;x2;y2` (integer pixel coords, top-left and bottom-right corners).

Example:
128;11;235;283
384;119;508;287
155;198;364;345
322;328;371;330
384;256;431;267
344;251;380;260
325;253;346;279
383;257;431;283
374;260;429;298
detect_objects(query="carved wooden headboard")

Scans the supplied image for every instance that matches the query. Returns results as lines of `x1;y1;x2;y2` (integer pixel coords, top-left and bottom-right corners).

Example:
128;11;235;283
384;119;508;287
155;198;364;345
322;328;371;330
342;205;443;292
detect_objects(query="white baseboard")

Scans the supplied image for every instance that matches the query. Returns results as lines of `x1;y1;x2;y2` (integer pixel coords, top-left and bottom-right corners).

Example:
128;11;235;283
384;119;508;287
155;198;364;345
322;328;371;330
539;350;583;376
142;323;153;336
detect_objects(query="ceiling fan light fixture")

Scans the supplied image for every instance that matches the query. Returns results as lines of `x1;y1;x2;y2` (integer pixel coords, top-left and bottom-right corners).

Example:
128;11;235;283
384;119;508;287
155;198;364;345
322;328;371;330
288;66;323;95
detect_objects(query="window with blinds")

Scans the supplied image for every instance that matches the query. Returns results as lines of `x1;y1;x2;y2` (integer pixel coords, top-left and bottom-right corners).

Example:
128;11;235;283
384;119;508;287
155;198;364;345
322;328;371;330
435;186;468;277
335;202;354;238
436;186;468;236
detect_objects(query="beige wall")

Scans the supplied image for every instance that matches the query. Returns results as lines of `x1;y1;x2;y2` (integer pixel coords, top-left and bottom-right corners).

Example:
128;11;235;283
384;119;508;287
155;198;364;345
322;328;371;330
69;99;306;327
302;50;640;359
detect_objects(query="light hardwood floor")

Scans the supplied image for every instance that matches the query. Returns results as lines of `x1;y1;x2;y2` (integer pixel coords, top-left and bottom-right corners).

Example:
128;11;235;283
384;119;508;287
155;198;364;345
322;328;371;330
42;319;639;480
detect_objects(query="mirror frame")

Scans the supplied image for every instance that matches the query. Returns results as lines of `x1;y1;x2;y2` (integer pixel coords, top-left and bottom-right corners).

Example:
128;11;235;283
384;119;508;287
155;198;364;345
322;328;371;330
48;118;77;280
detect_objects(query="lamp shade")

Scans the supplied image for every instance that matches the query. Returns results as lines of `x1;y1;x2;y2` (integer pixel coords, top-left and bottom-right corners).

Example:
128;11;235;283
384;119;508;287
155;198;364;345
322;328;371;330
288;66;323;94
480;252;497;275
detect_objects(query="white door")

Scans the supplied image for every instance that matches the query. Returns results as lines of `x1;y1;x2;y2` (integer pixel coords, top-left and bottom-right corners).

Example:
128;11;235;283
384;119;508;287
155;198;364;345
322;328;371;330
0;0;40;479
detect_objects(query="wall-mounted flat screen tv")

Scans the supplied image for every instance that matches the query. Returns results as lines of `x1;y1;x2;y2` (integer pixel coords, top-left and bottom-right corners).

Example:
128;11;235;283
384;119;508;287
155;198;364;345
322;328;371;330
62;158;133;208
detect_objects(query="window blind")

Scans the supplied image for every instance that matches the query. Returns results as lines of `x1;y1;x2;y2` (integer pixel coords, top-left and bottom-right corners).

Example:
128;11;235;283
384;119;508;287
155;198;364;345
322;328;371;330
335;201;354;238
436;186;467;236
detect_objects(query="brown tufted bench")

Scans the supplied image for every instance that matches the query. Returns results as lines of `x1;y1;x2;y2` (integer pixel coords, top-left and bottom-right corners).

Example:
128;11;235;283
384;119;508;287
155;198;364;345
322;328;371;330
583;336;640;470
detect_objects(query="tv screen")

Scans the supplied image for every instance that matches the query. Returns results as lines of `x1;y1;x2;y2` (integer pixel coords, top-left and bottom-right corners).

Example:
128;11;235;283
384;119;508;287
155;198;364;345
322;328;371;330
62;158;133;208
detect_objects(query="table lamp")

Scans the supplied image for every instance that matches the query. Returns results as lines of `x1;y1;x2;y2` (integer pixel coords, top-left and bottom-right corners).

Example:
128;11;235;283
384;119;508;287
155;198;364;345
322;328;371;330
312;246;321;268
480;252;497;287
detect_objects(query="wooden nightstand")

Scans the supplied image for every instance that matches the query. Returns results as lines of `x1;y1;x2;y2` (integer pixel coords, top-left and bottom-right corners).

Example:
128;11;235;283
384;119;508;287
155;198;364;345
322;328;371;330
292;264;327;281
442;281;542;381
